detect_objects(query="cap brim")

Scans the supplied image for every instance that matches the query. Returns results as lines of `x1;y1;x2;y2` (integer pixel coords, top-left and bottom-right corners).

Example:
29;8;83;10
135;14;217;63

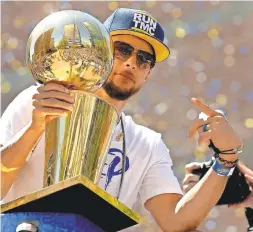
110;30;170;62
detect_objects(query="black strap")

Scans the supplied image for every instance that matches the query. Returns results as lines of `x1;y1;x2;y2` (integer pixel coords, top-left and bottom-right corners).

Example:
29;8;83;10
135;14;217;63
246;208;253;231
116;116;126;199
209;140;222;155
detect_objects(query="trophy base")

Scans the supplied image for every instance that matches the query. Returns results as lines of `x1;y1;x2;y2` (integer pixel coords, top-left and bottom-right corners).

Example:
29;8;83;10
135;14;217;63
1;175;140;231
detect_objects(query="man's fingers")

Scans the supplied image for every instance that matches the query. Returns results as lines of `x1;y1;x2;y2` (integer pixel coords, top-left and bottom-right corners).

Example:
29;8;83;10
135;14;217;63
191;98;218;117
38;98;73;111
34;91;75;103
185;162;203;174
33;105;70;117
189;119;206;139
183;182;198;193
37;82;70;93
237;162;253;176
182;173;200;185
198;131;213;145
189;117;220;139
198;124;211;134
245;174;253;185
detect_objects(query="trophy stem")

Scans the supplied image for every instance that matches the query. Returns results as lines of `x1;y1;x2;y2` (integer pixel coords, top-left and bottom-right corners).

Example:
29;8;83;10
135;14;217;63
44;91;119;187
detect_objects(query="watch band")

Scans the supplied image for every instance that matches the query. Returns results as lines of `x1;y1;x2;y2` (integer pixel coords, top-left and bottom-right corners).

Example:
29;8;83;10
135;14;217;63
212;159;235;176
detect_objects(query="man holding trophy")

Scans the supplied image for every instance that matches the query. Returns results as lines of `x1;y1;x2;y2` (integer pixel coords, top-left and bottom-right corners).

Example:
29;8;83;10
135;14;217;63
1;8;244;232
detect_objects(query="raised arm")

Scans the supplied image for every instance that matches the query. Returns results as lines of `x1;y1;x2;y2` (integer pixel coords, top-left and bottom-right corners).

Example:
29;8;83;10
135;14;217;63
1;83;74;199
145;98;242;232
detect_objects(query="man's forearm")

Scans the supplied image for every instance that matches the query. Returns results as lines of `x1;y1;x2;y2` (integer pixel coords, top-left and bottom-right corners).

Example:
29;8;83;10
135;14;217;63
1;122;44;199
173;168;227;230
145;164;230;232
172;154;239;231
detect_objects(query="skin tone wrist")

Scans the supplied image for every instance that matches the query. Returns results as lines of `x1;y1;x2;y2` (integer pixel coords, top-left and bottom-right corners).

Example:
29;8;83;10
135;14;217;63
30;122;45;133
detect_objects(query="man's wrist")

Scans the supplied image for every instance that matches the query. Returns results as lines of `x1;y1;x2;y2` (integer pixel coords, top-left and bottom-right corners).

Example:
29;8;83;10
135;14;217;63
212;159;236;176
30;121;45;134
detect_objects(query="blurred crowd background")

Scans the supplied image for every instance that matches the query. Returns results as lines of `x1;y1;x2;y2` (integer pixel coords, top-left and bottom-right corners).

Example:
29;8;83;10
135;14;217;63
1;1;253;231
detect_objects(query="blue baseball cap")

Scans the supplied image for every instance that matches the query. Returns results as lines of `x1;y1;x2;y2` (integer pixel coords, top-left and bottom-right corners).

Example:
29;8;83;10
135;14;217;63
104;8;170;62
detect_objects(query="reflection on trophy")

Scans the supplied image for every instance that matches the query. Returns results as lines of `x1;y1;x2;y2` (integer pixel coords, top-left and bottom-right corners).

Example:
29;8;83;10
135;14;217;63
1;10;139;231
26;10;117;186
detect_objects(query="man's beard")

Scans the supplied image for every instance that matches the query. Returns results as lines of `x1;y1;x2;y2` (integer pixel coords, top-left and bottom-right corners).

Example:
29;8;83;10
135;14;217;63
103;80;141;101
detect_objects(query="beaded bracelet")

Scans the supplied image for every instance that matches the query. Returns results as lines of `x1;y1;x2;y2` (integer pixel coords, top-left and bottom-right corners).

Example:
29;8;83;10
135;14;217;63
208;140;243;156
215;153;239;166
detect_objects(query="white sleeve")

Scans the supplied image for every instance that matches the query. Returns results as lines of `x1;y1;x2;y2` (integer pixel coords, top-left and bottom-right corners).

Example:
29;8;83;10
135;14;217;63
139;137;183;205
0;86;37;146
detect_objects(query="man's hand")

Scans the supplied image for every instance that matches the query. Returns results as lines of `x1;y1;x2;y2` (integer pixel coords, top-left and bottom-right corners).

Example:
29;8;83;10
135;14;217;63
228;163;253;209
1;82;75;199
144;98;245;231
189;98;243;151
182;162;202;193
32;82;74;131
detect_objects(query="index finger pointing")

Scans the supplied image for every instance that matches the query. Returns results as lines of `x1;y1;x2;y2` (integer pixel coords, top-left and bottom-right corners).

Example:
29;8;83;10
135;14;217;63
191;98;218;117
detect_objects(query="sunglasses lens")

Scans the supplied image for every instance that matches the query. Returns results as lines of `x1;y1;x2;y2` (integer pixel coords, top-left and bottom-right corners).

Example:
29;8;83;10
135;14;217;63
137;51;154;69
114;42;133;61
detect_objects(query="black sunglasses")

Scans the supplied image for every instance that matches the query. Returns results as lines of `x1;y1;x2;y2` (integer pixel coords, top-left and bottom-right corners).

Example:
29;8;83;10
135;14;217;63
113;41;156;70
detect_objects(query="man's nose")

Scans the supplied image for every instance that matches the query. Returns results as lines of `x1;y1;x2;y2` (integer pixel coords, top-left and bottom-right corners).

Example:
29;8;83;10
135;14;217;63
125;53;137;69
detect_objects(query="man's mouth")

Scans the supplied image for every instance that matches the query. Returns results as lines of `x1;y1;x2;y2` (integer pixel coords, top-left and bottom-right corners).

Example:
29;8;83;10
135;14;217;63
115;72;135;83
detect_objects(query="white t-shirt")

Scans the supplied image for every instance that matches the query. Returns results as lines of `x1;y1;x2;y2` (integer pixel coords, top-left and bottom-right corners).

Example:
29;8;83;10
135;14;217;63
0;85;183;231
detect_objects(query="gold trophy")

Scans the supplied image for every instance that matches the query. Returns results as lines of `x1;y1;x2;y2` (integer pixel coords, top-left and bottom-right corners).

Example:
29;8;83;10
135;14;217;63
1;10;139;231
26;9;117;188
